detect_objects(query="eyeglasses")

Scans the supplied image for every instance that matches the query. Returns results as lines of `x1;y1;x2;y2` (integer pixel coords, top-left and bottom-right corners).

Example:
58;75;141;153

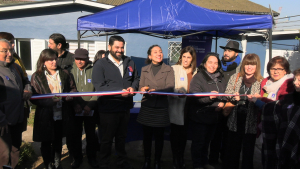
270;68;285;72
0;49;14;54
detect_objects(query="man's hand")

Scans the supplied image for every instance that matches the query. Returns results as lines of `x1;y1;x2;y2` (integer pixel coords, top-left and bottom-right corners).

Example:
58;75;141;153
74;104;82;114
0;123;10;136
83;106;91;116
65;95;73;101
23;90;32;101
178;90;186;98
122;87;135;97
52;96;60;103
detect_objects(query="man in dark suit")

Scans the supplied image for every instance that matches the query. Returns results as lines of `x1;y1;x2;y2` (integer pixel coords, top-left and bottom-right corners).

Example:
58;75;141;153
92;36;139;169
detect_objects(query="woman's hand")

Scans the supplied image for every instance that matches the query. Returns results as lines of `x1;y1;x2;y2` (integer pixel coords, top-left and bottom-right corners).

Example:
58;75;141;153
148;89;156;92
247;95;257;103
234;92;240;101
253;93;261;99
140;86;150;92
210;91;218;100
215;102;225;111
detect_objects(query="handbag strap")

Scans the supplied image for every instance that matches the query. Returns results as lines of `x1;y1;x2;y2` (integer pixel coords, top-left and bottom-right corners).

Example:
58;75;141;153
233;73;240;90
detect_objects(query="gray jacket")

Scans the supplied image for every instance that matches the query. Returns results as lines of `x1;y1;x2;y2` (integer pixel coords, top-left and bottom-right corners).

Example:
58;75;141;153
70;61;97;110
0;60;31;126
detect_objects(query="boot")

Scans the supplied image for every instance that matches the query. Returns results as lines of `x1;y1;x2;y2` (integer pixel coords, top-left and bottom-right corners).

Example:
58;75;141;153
172;154;180;169
178;154;185;169
53;152;63;169
142;157;151;169
40;147;52;169
154;160;161;169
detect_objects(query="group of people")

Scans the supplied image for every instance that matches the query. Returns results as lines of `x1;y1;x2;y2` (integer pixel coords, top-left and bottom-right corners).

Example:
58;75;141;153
0;32;299;169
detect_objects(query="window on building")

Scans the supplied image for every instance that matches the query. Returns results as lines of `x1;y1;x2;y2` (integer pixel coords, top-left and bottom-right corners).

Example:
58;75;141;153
18;40;32;70
168;41;182;65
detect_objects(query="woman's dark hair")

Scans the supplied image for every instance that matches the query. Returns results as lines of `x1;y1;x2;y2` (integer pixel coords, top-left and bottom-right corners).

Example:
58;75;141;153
0;32;14;41
267;56;291;75
239;53;263;81
49;33;69;50
145;45;162;64
36;49;58;74
93;50;106;63
199;52;222;73
293;68;300;77
175;46;197;72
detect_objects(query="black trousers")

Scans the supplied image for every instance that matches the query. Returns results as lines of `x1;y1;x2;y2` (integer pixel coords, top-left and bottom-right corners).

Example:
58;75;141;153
209;115;228;163
40;120;63;165
71;116;98;161
223;112;256;169
142;125;165;161
99;111;130;168
170;123;188;158
190;120;217;168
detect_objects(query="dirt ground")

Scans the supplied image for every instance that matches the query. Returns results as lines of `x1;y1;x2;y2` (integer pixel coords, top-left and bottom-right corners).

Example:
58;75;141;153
21;126;263;169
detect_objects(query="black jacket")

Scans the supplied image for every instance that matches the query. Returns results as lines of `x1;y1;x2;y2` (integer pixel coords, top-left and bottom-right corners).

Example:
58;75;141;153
188;68;227;124
30;69;77;142
92;52;139;112
57;51;74;71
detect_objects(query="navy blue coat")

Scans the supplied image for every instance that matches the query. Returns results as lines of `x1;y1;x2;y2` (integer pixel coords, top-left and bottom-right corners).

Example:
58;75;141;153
92;53;139;112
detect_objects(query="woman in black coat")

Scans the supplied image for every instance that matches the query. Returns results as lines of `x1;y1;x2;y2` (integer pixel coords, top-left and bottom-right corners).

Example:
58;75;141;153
31;49;77;169
188;52;227;169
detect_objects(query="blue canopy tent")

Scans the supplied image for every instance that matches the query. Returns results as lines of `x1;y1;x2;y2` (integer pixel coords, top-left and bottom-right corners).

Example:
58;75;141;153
77;0;273;58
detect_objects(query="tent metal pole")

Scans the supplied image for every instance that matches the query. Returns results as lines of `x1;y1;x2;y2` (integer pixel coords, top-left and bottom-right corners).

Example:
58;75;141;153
106;34;108;51
77;30;80;49
269;29;272;61
215;31;218;53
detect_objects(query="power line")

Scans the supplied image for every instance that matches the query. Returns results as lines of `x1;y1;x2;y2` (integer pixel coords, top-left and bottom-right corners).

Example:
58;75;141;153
275;24;300;28
276;19;300;24
275;14;300;20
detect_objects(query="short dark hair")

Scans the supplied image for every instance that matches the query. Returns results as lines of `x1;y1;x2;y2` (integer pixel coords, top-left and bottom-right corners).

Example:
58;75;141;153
267;56;291;75
293;68;300;77
176;46;197;72
145;45;162;64
93;50;106;63
36;49;58;74
0;32;14;41
49;33;69;50
199;52;222;73
109;36;125;46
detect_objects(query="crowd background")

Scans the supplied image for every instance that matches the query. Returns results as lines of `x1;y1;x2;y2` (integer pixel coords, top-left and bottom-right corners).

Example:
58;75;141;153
0;31;299;169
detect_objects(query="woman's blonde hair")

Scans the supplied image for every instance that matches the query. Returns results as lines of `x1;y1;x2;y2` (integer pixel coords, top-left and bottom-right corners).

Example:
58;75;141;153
239;53;263;81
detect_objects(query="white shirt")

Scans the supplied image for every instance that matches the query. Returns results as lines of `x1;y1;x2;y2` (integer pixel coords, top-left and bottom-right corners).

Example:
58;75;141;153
108;53;124;77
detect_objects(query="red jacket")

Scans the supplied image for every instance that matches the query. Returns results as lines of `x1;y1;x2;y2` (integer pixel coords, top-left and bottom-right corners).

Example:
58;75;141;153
260;76;294;103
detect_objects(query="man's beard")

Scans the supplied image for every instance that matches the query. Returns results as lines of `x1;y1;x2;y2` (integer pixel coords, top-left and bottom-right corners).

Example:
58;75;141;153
223;55;236;62
110;50;124;61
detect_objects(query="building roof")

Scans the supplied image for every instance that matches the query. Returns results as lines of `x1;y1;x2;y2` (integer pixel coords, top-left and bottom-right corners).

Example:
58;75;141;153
0;0;113;12
97;0;279;16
